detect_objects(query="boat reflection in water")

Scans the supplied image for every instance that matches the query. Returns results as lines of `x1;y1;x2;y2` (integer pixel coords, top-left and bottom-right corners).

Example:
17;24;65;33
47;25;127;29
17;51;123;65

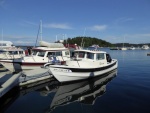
50;69;117;112
0;69;117;113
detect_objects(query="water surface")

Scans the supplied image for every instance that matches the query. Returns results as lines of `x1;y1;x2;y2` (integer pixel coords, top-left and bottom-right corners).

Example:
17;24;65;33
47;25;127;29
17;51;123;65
0;49;150;113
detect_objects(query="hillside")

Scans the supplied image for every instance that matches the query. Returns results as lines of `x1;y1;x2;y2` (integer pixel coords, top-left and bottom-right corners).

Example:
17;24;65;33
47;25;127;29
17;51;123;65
63;36;113;47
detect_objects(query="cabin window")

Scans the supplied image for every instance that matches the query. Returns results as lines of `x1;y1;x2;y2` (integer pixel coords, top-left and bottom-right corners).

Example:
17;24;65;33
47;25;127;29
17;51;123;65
55;52;61;56
65;51;70;55
0;43;6;46
78;52;85;58
96;53;105;60
32;50;38;55
87;52;94;59
8;51;18;55
19;51;23;54
37;51;45;57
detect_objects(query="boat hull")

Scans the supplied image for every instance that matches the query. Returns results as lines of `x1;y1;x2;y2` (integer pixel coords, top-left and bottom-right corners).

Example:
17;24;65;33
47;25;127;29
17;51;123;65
49;59;118;82
0;60;47;72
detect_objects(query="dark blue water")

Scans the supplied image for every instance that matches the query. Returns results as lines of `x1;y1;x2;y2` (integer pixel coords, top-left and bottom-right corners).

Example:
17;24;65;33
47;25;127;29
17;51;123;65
0;49;150;113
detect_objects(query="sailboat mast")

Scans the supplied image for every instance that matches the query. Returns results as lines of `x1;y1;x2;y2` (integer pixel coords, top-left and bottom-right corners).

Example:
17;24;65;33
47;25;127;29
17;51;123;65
2;29;3;48
40;20;42;41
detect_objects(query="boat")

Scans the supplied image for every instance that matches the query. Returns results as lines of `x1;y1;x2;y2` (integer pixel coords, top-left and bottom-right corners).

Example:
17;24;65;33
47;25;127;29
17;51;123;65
0;41;25;60
50;69;117;111
128;46;135;50
0;47;25;60
0;41;14;49
49;49;118;82
141;45;149;50
0;41;71;72
120;47;127;50
89;44;100;49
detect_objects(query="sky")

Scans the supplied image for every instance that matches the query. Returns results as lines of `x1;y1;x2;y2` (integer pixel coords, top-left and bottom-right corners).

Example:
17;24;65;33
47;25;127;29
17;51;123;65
0;0;150;45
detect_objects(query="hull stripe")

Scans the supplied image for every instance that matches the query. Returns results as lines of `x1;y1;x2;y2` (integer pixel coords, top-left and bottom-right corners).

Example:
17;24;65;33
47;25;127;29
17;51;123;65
52;61;117;72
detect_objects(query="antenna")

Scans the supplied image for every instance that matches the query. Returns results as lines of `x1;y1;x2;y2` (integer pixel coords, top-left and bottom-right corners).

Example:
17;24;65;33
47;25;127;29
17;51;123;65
81;28;86;47
40;20;42;41
35;21;41;47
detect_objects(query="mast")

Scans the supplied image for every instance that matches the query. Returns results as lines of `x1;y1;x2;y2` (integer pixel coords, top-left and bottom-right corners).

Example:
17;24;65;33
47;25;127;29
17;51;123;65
40;20;42;41
1;29;3;48
81;28;86;47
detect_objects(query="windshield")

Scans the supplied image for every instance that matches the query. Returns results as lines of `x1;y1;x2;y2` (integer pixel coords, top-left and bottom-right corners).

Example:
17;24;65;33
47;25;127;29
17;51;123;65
32;50;38;55
37;51;46;57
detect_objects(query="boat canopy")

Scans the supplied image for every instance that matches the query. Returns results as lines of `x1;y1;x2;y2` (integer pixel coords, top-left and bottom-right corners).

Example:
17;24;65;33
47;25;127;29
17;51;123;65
39;41;65;48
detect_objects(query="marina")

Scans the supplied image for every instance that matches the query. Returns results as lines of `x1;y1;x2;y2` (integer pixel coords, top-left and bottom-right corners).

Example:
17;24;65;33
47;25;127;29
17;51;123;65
1;1;150;113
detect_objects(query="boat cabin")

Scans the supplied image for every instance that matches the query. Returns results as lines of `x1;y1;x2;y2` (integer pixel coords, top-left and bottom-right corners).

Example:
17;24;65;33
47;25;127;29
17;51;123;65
0;48;25;59
0;41;14;49
67;49;112;67
73;49;111;61
29;47;70;62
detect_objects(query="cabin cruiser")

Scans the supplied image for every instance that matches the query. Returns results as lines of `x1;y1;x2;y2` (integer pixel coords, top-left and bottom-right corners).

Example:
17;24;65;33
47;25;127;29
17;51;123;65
0;41;25;60
0;47;25;60
48;49;118;82
0;41;70;72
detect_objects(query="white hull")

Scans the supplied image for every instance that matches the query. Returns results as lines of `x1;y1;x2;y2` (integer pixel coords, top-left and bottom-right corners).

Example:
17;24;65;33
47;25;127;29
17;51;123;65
0;60;47;72
49;59;118;82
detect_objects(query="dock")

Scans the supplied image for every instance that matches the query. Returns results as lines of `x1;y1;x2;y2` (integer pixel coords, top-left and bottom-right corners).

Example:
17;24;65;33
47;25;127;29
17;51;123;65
0;67;53;98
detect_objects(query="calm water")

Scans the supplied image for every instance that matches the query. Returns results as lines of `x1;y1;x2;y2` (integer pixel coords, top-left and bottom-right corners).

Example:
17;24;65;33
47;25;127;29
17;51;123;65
0;49;150;113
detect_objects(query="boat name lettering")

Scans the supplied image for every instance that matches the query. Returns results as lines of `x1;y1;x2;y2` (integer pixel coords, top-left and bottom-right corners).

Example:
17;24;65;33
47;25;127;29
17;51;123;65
53;68;72;72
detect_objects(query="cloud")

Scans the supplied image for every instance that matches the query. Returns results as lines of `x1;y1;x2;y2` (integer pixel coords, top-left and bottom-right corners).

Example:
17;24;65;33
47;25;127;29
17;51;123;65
114;17;134;24
19;20;38;27
43;23;72;29
89;25;107;31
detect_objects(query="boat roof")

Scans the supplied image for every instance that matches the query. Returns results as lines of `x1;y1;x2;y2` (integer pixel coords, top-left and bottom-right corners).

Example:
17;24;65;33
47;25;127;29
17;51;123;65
0;47;24;51
74;49;106;53
32;47;69;51
0;41;13;44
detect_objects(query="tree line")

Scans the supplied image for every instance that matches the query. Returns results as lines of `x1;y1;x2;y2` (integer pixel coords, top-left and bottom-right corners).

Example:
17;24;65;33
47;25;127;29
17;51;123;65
63;36;113;47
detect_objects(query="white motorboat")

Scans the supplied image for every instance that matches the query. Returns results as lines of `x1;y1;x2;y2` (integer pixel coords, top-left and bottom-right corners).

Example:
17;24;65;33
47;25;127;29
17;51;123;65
141;45;149;50
0;41;13;49
0;41;25;60
50;69;117;111
0;47;25;60
49;49;118;82
128;46;135;50
0;41;70;72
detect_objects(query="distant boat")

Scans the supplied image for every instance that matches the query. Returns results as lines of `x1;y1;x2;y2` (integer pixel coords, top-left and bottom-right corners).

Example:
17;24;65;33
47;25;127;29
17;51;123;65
128;46;135;50
120;36;127;50
89;44;100;49
141;45;149;50
120;47;127;50
110;47;119;50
